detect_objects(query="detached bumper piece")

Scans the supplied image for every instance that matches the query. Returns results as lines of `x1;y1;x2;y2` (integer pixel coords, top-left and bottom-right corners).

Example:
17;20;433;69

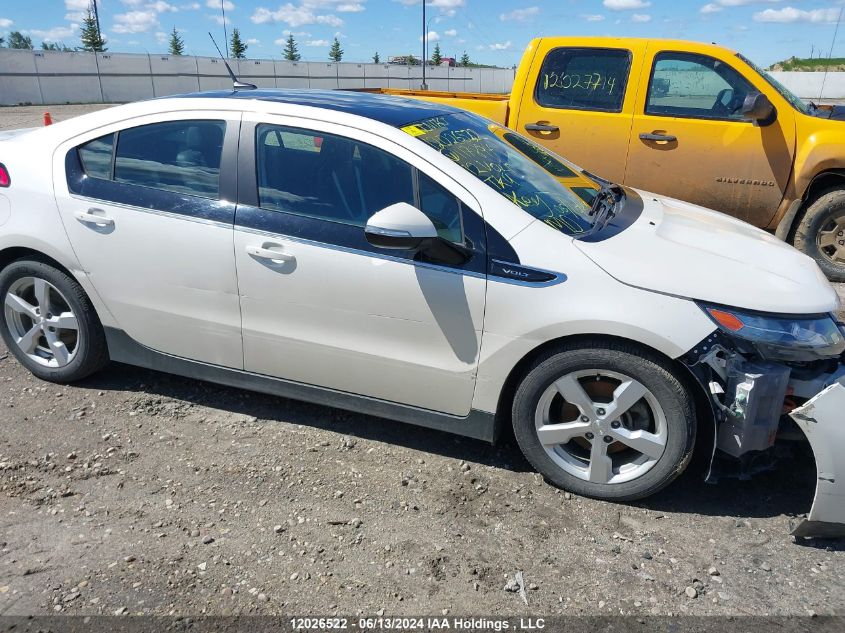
789;384;845;538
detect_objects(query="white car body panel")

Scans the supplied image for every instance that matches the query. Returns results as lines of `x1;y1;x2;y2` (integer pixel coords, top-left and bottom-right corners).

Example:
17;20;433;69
576;193;838;314
50;110;244;368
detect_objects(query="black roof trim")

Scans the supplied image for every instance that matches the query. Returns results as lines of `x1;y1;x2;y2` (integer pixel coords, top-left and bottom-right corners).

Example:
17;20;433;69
167;89;461;127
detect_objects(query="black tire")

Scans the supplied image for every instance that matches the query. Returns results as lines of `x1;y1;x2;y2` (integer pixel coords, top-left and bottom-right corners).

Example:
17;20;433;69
511;339;696;501
0;258;109;383
792;188;845;282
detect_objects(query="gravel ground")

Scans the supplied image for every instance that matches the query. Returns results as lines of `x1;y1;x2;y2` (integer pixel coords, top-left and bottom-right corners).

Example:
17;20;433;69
0;104;843;618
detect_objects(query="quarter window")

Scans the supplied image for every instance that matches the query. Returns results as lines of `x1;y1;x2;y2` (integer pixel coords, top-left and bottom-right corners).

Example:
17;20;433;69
77;133;114;180
113;120;226;199
256;124;464;242
646;52;757;121
534;48;631;112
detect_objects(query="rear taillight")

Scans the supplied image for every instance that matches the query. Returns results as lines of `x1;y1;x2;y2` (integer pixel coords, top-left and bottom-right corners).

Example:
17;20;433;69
0;163;9;188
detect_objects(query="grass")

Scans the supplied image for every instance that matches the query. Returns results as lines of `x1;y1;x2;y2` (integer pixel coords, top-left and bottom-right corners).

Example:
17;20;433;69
770;56;845;71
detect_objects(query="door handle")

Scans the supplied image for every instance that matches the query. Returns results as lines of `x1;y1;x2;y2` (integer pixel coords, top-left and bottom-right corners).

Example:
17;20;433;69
75;208;114;227
639;132;677;143
525;122;559;132
246;244;295;263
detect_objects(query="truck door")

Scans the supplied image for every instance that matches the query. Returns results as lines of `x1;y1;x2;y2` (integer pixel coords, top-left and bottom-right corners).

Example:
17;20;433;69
514;40;646;183
623;46;795;226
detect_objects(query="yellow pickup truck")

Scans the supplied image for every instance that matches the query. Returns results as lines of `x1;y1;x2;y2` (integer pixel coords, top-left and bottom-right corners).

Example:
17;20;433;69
374;37;845;280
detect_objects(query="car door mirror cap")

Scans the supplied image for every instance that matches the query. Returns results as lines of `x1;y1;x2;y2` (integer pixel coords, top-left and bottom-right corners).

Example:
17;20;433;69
365;202;438;250
742;91;776;126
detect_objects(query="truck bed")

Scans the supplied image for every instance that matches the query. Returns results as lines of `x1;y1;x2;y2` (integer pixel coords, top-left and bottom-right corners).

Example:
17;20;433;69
354;89;510;124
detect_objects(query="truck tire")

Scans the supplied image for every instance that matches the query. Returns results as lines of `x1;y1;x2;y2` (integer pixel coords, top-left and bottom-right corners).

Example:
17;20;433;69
793;188;845;282
511;339;696;501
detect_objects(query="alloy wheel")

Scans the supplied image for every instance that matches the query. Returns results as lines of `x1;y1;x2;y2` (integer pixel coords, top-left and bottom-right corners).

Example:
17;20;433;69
534;369;667;485
4;276;80;368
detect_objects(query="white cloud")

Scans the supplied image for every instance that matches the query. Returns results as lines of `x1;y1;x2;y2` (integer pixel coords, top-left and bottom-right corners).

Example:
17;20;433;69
156;30;168;43
700;3;722;13
420;30;439;42
336;3;364;11
603;0;651;10
206;0;235;10
0;18;13;29
631;13;651;22
488;40;512;51
754;7;840;23
252;3;345;28
500;6;539;22
27;24;79;42
581;14;605;21
396;0;464;17
444;28;457;36
113;10;159;33
304;38;329;46
246;37;260;44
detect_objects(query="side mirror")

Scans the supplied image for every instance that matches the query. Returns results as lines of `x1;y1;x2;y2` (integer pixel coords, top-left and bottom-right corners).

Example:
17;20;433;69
741;91;775;125
364;202;438;250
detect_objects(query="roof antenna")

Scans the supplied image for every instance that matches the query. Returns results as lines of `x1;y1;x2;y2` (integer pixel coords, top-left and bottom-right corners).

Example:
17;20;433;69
819;7;844;103
208;32;256;91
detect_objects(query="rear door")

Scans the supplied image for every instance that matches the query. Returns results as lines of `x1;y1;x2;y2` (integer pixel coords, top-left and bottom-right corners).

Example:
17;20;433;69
623;45;796;226
53;111;244;368
514;40;647;182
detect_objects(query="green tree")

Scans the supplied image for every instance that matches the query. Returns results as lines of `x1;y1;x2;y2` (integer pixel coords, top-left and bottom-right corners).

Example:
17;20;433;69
283;34;300;61
372;51;380;64
0;36;5;48
168;27;185;56
329;37;343;62
229;28;247;59
41;42;72;51
431;42;442;66
407;53;418;66
459;50;470;67
8;31;33;50
80;9;106;52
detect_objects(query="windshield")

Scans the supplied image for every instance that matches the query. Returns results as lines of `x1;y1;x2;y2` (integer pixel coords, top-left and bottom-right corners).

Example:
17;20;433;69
736;53;811;115
401;113;600;236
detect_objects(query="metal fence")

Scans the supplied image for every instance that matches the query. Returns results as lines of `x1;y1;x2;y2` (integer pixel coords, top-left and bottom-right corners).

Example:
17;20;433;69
0;49;516;106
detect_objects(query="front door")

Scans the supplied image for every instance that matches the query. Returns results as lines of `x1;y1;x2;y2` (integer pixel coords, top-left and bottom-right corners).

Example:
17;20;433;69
514;41;647;183
53;113;244;368
624;48;796;226
233;117;487;416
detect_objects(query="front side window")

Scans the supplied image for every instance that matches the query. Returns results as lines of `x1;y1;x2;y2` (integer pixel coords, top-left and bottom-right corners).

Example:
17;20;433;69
402;113;600;236
113;120;226;199
256;124;465;244
646;52;757;121
534;47;631;112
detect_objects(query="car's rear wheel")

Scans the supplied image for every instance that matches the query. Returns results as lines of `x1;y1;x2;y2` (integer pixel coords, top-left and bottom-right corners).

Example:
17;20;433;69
0;258;108;382
792;188;845;282
512;340;696;501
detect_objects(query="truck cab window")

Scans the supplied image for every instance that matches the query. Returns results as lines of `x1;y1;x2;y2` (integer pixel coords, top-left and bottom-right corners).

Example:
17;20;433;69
646;52;757;121
534;47;631;112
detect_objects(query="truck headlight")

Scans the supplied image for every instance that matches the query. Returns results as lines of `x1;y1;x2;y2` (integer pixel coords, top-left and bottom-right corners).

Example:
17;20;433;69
699;303;845;361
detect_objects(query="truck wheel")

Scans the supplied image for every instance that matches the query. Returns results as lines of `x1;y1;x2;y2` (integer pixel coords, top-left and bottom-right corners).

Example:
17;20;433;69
793;188;845;282
511;340;696;501
0;258;109;383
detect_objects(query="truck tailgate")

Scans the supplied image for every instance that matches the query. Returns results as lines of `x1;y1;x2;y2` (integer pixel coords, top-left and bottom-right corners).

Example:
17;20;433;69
354;89;510;124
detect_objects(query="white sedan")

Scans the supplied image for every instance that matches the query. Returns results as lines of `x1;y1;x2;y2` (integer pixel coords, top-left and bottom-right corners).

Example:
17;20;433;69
0;89;843;534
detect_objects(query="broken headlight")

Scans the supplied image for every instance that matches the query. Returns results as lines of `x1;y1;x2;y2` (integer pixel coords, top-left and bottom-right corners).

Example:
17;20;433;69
699;303;845;361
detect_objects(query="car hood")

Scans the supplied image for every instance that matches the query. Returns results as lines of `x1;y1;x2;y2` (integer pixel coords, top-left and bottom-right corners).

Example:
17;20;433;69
573;190;839;314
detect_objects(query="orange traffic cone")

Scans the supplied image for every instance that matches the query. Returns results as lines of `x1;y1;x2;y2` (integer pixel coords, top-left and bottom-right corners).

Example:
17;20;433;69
43;112;53;126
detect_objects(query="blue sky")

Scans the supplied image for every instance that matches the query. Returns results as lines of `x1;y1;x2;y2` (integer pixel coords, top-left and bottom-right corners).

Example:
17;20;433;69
1;1;843;66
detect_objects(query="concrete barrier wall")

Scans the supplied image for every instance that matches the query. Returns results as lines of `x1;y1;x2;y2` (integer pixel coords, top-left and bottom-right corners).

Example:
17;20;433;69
768;71;845;99
0;49;516;105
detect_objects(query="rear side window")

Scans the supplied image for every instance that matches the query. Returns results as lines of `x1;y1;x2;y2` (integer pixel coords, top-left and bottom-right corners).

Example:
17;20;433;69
534;48;631;112
78;133;114;180
113;120;226;199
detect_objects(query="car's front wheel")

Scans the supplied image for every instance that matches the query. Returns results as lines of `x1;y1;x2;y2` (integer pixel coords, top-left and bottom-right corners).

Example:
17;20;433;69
792;188;845;282
0;258;108;383
512;340;696;501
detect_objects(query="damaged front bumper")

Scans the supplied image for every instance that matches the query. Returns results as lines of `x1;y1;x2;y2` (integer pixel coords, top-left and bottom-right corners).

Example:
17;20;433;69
682;321;845;539
789;384;845;538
